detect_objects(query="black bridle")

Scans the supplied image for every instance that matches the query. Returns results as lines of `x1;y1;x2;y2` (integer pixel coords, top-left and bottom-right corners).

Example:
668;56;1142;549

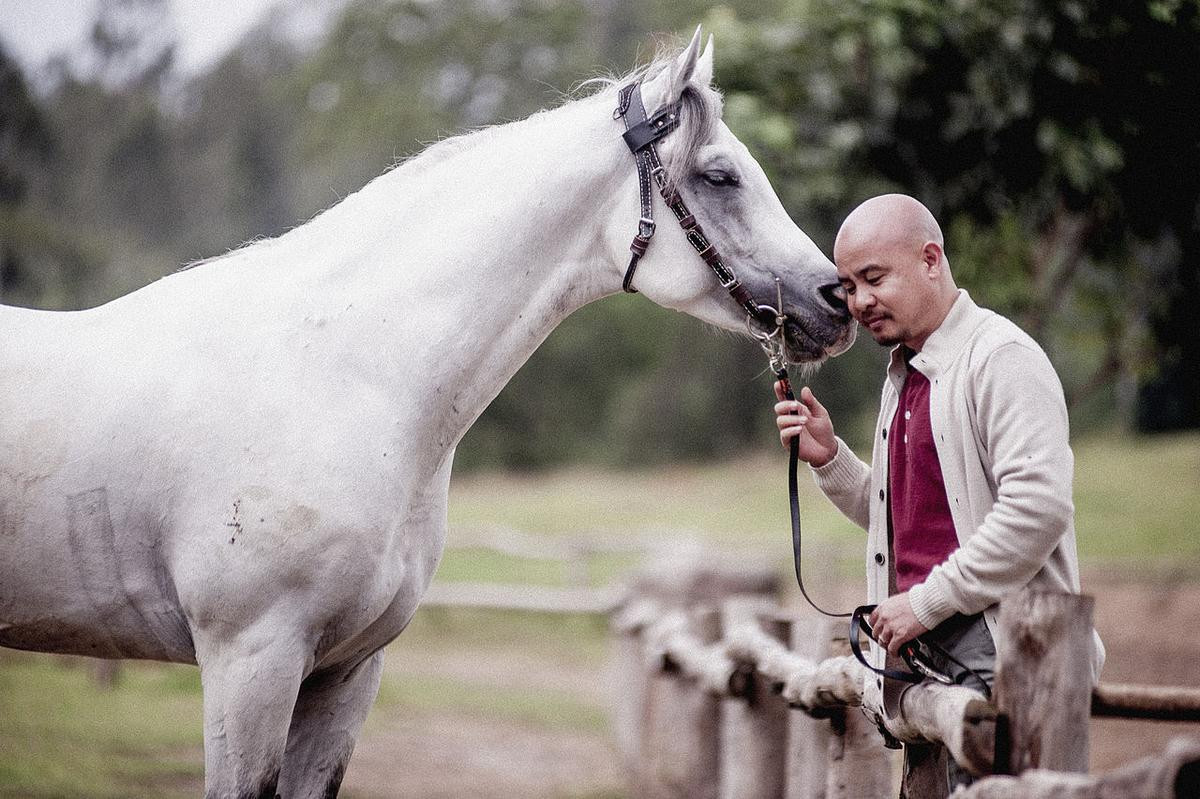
614;81;781;335
615;79;981;693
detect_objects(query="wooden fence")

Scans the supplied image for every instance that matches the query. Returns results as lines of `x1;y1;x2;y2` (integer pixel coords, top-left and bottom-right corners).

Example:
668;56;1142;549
612;569;1200;799
425;525;780;615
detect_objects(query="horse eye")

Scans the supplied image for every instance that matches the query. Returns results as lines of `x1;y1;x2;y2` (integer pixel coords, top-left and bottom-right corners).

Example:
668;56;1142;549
701;170;739;188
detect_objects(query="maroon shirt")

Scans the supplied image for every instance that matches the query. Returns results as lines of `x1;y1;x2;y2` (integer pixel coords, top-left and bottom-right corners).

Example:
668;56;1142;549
888;358;959;593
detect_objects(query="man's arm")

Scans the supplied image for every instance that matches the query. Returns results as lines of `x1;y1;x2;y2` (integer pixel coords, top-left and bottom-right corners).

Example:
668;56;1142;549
907;341;1075;629
774;383;873;530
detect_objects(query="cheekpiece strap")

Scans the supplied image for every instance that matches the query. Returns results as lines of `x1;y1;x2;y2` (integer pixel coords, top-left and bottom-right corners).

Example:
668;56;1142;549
613;80;763;322
615;81;660;294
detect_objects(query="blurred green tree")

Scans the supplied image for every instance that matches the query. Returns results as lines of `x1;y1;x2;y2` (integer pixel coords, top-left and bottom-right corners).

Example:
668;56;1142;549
8;0;1196;470
0;44;54;303
864;0;1200;431
711;0;1200;432
0;44;107;309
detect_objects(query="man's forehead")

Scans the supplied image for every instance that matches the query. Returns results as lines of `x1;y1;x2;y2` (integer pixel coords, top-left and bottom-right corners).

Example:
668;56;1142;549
834;234;887;275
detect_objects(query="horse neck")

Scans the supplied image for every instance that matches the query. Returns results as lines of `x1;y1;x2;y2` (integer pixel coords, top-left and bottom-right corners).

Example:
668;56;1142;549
288;92;629;463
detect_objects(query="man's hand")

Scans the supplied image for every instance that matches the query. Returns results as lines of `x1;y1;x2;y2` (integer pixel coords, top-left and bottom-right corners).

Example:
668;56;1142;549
867;593;929;657
773;383;838;467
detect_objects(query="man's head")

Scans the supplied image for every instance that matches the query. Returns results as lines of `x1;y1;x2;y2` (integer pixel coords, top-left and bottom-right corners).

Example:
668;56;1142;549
833;194;958;350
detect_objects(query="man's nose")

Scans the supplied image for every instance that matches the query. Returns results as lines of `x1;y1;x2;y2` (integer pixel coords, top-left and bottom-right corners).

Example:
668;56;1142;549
850;287;873;315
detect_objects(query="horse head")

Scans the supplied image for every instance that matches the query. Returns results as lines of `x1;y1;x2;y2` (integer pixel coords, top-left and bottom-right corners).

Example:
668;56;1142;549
605;29;856;364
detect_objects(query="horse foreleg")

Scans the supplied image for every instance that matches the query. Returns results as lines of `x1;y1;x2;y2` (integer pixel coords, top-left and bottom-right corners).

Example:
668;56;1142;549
197;632;306;799
276;651;385;799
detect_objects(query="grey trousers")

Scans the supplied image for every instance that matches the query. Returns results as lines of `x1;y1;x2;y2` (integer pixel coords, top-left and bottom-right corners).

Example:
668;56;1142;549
904;612;996;792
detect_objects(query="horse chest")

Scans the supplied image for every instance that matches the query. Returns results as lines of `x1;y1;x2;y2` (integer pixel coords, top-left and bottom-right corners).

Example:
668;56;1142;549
307;548;442;670
297;495;449;670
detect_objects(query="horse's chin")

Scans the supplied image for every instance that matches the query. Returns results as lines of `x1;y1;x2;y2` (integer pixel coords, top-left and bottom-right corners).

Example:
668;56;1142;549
824;325;857;358
783;318;856;364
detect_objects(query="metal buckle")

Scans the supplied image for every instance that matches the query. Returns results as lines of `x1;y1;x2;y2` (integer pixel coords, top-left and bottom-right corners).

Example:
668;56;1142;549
638;217;656;238
902;643;955;685
748;278;788;369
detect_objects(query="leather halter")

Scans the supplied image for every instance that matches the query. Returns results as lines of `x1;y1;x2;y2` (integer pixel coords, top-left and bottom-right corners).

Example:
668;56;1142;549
614;81;774;329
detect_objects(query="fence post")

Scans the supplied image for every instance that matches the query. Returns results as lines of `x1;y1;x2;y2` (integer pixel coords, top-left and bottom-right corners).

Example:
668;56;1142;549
994;590;1094;775
639;605;724;799
824;634;895;799
719;598;790;799
784;616;835;799
91;658;122;689
612;598;658;779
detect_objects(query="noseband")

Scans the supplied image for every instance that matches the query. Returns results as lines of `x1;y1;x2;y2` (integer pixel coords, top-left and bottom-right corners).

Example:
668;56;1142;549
614;81;785;350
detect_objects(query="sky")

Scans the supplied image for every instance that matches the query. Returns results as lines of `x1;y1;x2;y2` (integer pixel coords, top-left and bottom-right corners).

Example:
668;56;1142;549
0;0;287;76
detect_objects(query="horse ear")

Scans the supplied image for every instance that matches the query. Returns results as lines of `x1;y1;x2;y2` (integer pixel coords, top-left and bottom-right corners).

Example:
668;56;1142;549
642;25;705;113
694;34;714;87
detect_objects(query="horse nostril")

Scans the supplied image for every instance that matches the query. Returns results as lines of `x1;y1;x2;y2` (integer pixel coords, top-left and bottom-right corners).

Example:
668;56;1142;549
819;282;849;319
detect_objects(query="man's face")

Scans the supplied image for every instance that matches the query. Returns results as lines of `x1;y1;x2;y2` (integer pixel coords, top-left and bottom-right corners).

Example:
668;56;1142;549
833;235;933;348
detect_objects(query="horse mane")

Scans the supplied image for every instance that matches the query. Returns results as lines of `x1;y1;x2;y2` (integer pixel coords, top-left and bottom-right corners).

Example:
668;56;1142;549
390;43;722;188
179;44;721;272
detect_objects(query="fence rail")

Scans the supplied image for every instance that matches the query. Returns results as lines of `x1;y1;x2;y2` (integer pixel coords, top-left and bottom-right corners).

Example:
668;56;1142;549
611;565;1200;799
422;581;623;614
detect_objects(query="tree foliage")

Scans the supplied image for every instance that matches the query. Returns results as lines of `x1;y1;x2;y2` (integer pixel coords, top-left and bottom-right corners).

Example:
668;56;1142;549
711;0;1200;431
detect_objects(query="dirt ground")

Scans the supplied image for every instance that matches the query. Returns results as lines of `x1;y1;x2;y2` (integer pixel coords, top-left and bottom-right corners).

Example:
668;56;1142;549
338;576;1200;798
1086;578;1200;773
342;642;621;799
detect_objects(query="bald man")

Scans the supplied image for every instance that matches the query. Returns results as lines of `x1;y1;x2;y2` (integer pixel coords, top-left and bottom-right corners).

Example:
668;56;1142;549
775;194;1103;790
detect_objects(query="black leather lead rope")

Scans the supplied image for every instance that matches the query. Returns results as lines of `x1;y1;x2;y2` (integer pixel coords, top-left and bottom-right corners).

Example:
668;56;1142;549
851;605;935;686
851;606;994;698
775;367;852;620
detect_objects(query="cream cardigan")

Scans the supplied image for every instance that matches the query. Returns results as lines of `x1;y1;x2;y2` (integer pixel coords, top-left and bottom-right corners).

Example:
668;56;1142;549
812;290;1105;683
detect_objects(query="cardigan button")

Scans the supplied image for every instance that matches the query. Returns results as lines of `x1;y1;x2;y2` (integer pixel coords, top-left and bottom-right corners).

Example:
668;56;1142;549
882;428;887;439
874;552;885;565
879;489;885;501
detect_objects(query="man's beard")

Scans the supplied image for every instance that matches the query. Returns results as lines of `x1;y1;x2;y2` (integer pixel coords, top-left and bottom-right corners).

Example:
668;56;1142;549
863;321;907;347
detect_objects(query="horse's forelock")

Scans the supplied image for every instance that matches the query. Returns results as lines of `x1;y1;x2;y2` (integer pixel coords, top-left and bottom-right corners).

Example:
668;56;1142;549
581;47;723;192
661;82;721;192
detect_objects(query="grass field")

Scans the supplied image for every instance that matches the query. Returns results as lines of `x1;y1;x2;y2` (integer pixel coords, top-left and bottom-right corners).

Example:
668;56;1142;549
0;657;203;798
1;431;1197;797
441;430;1200;582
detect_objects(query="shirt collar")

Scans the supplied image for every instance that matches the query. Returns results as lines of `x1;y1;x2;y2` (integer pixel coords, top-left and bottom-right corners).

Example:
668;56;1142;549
887;289;983;385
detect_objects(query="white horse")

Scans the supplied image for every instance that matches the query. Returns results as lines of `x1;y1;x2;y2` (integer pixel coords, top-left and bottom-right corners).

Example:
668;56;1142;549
0;31;854;798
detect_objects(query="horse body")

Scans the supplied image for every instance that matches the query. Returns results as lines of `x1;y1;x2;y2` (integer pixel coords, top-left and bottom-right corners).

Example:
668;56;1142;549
1;33;854;797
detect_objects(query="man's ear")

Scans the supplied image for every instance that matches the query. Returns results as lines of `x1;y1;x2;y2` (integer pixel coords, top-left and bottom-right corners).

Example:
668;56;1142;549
641;25;704;114
923;242;945;275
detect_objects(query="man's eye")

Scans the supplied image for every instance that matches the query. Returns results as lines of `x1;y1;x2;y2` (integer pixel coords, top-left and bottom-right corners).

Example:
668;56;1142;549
701;170;739;187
